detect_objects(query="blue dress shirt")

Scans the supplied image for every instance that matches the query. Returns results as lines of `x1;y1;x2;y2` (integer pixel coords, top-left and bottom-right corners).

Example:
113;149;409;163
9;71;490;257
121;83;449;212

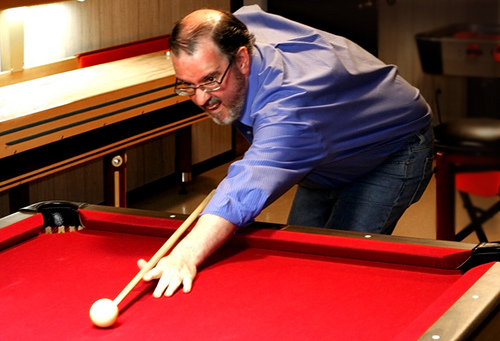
202;5;432;227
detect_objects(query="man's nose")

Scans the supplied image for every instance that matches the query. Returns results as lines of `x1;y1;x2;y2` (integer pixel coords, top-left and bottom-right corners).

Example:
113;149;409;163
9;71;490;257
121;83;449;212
190;89;210;107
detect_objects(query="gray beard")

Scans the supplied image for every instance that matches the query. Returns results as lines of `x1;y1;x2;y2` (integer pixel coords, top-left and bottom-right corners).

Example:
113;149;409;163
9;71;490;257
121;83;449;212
211;69;247;125
211;100;243;125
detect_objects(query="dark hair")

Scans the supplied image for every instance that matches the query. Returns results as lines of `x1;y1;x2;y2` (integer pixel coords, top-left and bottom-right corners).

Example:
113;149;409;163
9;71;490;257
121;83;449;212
169;10;255;62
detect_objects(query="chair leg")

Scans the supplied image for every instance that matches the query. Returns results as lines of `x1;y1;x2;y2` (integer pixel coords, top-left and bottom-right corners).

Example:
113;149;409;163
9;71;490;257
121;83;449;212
455;191;497;242
435;152;456;240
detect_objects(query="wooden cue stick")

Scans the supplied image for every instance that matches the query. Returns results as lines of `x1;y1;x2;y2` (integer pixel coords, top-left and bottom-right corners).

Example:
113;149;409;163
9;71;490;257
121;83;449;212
113;190;215;305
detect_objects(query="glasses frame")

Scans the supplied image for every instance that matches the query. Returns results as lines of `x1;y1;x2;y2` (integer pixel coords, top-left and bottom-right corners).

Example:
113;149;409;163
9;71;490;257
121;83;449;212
174;61;232;96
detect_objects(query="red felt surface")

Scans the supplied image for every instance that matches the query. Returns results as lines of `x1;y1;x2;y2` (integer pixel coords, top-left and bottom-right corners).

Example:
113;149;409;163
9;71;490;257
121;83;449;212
0;213;490;340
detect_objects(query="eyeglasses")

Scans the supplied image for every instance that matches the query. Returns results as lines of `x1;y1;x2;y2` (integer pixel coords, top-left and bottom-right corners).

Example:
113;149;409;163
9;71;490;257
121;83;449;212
174;61;232;96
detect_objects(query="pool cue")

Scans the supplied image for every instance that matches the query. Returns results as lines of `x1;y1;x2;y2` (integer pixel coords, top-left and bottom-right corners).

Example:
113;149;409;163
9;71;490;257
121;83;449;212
113;189;215;305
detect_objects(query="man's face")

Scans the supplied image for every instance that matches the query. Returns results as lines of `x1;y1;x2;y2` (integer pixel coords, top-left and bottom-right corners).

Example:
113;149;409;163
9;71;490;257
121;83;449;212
172;42;249;125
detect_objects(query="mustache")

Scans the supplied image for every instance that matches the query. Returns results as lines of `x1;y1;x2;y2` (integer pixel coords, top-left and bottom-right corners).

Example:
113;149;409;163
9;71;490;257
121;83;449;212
202;96;221;110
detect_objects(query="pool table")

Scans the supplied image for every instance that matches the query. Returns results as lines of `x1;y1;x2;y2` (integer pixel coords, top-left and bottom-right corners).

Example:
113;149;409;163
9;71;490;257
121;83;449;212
1;200;500;340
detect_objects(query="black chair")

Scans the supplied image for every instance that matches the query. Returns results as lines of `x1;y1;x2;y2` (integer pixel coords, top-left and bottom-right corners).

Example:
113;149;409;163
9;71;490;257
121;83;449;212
434;118;500;241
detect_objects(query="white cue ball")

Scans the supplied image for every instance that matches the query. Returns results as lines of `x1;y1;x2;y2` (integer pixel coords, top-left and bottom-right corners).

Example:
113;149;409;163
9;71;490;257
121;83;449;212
89;298;119;328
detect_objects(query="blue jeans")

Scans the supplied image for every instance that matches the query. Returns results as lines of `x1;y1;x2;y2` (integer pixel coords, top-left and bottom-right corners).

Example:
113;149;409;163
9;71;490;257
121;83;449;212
287;123;434;235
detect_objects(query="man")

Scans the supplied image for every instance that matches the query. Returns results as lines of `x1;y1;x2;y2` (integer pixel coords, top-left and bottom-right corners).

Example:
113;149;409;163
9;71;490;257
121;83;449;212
138;5;434;297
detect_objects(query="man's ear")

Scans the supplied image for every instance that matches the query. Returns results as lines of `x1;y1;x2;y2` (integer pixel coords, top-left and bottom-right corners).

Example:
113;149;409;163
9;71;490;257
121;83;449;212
235;46;251;75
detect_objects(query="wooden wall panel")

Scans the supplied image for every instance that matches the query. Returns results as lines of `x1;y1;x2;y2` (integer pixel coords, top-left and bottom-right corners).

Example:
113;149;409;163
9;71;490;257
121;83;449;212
192;120;233;164
1;0;70;11
28;159;104;204
0;191;9;217
16;0;230;68
126;133;176;191
0;0;232;212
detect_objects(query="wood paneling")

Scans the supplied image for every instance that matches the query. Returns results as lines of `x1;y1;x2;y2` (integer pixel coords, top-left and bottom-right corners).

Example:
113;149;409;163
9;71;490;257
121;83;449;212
29;158;104;204
0;0;71;11
0;0;232;214
126;134;176;191
17;0;229;67
1;0;230;69
192;120;233;164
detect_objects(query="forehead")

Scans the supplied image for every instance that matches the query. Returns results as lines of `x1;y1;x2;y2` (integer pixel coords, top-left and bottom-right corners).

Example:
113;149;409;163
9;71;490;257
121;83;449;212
172;42;225;82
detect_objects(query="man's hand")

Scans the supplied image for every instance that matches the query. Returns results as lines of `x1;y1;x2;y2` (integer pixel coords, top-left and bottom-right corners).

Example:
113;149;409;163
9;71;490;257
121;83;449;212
138;214;237;298
137;253;197;297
